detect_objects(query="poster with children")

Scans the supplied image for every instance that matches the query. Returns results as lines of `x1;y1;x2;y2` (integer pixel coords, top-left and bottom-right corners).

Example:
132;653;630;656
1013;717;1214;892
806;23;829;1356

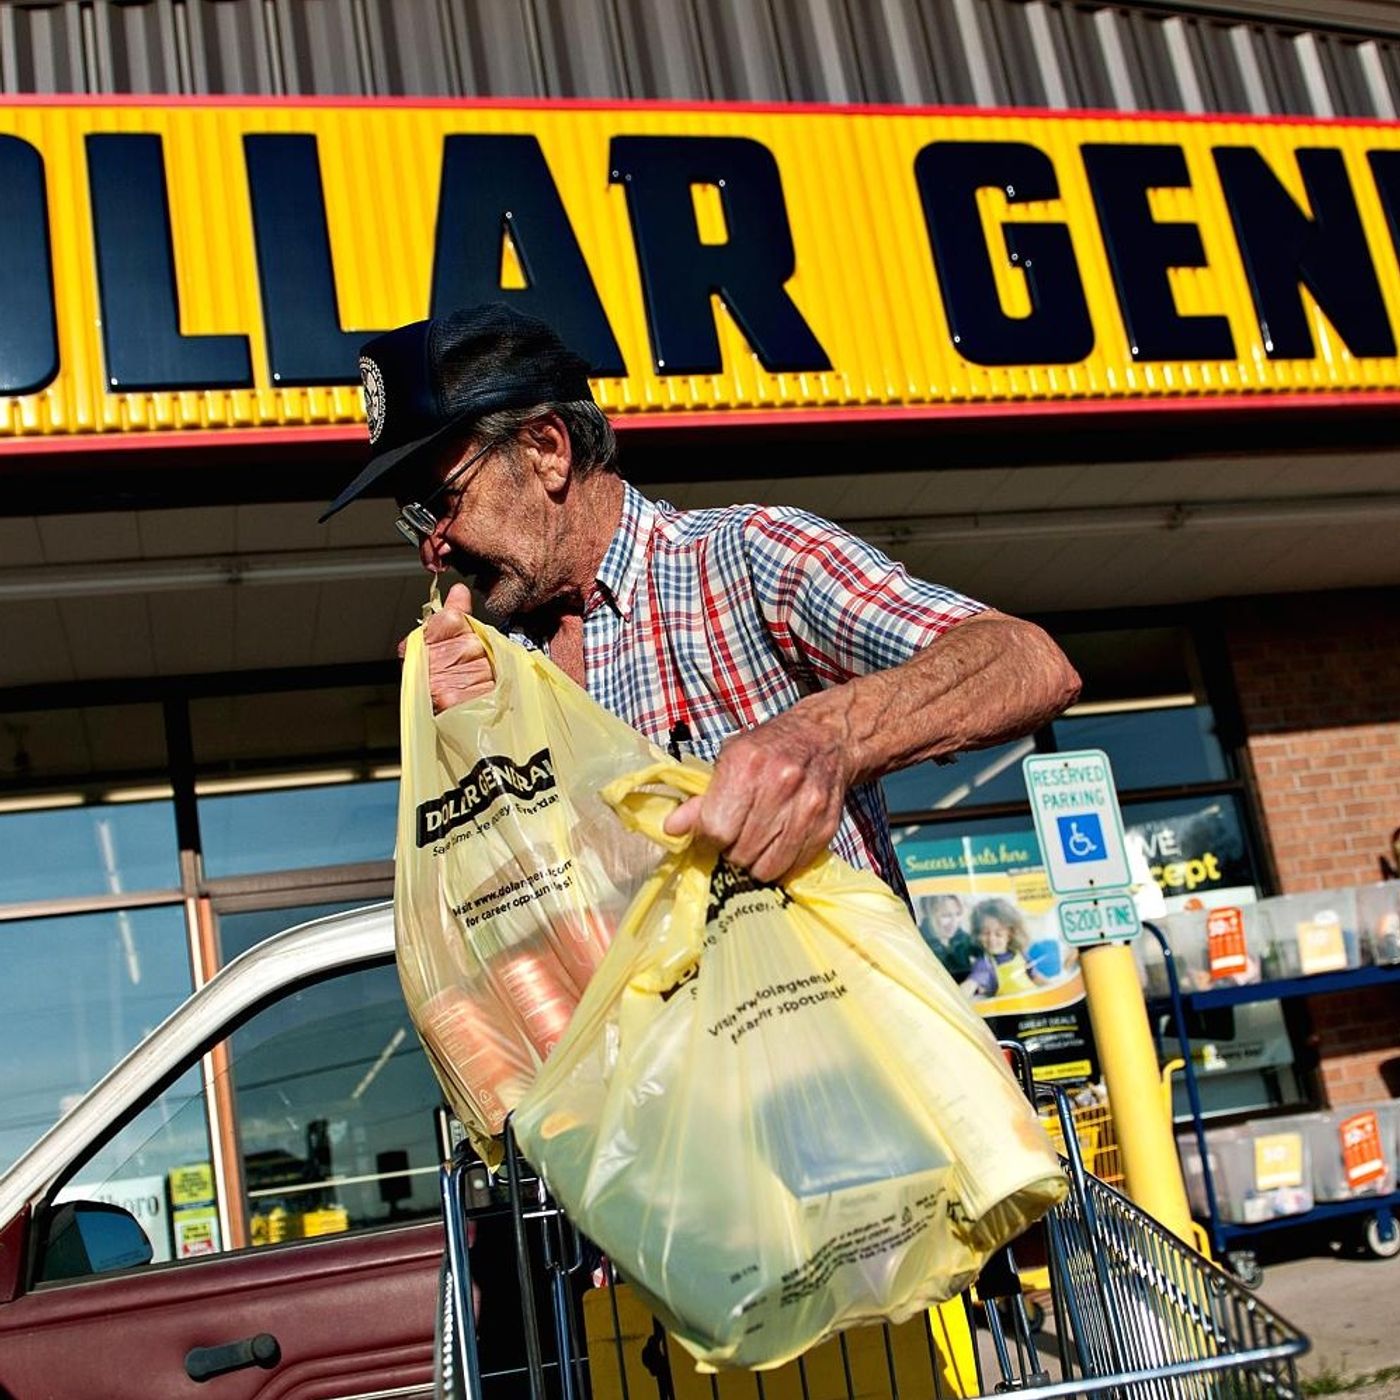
894;825;1099;1085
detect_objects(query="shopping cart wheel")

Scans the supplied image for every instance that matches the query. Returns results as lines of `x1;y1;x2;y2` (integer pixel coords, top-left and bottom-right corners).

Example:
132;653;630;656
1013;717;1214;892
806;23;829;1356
1360;1212;1400;1260
1225;1250;1264;1288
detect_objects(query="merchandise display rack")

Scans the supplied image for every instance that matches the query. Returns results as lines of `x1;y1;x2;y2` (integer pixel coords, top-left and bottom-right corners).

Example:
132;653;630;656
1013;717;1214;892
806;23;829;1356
1146;921;1400;1284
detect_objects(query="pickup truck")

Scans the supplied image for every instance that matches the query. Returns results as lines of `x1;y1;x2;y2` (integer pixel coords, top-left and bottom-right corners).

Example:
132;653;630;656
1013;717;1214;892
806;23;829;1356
0;904;455;1400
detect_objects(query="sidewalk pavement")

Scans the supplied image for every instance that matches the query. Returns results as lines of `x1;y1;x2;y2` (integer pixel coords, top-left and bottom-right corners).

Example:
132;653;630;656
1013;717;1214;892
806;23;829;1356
1254;1243;1400;1384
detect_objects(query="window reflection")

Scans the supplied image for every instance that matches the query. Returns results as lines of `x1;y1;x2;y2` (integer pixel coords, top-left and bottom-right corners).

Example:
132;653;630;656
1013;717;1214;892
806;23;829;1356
0;905;192;1172
1052;705;1227;788
230;964;442;1243
0;800;180;904
220;900;376;964
55;1067;210;1265
881;737;1036;816
198;780;398;878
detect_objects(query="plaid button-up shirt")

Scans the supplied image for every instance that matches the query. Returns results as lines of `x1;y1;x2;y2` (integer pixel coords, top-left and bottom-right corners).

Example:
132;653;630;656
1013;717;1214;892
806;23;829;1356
510;482;984;893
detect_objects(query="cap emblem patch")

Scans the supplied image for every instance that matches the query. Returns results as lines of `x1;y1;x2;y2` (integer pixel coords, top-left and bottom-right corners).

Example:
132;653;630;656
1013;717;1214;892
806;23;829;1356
359;356;387;444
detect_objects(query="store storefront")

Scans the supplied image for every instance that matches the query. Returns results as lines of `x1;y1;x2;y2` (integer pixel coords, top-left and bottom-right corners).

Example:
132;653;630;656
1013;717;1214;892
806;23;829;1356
2;7;1398;1265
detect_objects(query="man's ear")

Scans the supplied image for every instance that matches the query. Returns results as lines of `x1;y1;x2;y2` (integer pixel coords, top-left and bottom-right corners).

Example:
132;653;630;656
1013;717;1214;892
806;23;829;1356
522;414;571;493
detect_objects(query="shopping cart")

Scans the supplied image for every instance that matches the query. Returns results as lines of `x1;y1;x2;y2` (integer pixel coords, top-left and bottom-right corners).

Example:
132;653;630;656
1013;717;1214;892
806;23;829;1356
434;1050;1308;1400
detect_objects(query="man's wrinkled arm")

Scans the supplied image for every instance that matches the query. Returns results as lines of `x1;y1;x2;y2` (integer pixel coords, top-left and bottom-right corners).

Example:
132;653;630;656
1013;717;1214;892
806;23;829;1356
827;609;1081;783
664;609;1080;882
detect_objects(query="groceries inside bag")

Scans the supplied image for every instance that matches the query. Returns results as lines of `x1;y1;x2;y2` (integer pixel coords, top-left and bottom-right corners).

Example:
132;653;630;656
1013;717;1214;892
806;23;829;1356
514;762;1067;1372
394;611;669;1158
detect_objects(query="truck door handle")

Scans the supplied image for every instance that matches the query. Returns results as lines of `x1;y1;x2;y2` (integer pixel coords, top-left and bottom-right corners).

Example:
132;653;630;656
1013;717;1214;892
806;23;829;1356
185;1332;281;1382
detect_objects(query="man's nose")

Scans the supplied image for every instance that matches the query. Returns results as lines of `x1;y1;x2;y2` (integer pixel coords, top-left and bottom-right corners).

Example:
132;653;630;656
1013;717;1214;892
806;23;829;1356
419;530;450;574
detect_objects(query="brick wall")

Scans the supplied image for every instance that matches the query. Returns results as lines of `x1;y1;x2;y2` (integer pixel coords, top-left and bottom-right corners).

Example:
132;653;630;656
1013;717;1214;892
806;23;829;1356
1225;588;1400;1106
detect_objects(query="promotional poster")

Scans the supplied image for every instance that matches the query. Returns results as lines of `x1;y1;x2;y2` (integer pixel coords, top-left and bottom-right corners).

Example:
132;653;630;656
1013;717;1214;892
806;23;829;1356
896;826;1097;1085
894;797;1263;1086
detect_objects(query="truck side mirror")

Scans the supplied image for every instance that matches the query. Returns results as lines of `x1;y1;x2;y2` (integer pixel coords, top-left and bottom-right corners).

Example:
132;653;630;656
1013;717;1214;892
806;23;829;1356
38;1200;153;1282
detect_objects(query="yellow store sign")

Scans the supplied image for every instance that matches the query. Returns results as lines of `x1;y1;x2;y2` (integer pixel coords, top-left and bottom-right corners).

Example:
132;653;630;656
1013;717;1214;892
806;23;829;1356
3;97;1400;449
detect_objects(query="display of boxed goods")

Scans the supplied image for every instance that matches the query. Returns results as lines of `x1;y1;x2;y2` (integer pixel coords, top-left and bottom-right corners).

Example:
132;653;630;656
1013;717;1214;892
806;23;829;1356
1260;889;1361;978
1176;1125;1313;1224
1274;1104;1398;1202
1158;905;1265;991
1357;883;1400;966
1136;903;1264;995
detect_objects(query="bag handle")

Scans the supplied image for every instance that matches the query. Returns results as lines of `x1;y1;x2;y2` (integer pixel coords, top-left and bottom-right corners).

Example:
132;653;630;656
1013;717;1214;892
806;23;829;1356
401;581;504;731
400;622;434;733
599;761;712;852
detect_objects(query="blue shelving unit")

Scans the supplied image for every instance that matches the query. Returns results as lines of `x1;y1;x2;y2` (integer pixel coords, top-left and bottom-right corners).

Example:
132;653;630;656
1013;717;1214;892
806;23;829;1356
1145;923;1400;1285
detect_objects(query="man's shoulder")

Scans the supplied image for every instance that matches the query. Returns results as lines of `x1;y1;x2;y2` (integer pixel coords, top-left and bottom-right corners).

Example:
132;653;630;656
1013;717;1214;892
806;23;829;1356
654;499;833;550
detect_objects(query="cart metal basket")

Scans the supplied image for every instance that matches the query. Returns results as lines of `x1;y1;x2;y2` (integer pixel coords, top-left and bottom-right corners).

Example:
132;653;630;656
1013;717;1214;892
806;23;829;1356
435;1061;1308;1399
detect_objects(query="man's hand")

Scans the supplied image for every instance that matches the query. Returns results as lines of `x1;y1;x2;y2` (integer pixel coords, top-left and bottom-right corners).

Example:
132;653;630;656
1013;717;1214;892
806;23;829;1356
397;582;494;713
662;701;853;883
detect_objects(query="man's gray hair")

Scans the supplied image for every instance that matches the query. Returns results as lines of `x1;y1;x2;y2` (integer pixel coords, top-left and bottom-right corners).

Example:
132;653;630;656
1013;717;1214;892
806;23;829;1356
474;400;618;477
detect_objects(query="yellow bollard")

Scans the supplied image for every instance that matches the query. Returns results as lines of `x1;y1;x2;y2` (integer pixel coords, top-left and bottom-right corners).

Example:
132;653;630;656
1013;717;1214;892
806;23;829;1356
1080;942;1195;1243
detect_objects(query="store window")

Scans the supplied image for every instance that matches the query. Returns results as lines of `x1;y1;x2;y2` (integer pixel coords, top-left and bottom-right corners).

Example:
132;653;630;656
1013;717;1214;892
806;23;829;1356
198;779;398;878
0;905;192;1171
0;683;404;1187
881;738;1037;816
1053;704;1228;788
0;799;180;905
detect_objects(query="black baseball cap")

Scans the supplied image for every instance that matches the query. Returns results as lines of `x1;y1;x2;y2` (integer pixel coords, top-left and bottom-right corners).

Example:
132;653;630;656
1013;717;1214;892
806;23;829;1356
319;303;595;522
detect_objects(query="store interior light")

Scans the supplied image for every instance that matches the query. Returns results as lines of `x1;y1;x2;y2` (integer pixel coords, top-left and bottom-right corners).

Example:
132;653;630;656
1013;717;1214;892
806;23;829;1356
103;784;176;804
0;547;420;601
16;766;387;808
1063;693;1198;717
195;769;359;796
0;792;85;813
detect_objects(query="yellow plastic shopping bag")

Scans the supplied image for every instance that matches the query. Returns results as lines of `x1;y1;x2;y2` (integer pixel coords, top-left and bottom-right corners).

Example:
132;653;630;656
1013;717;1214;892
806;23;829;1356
394;610;669;1156
514;763;1067;1373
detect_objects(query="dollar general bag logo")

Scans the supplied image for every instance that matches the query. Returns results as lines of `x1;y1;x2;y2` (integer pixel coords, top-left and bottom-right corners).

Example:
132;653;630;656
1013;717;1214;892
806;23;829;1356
415;748;556;846
706;860;792;925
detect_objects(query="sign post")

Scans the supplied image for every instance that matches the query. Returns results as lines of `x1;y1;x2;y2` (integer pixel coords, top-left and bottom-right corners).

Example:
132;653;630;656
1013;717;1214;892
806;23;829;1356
1021;749;1193;1243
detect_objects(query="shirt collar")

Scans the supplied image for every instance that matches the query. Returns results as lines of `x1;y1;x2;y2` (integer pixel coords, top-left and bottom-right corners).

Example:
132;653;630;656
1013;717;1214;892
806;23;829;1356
589;481;656;619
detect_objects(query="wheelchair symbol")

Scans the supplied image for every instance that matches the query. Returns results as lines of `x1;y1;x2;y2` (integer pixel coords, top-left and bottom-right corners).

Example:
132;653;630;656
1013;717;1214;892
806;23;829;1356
1056;813;1105;864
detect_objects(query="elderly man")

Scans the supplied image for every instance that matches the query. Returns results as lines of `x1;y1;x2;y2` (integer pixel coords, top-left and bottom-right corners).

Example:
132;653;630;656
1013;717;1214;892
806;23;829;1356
323;304;1079;887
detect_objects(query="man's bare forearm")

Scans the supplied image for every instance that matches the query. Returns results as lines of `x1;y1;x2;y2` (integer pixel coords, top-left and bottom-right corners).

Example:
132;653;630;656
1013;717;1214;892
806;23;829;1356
796;611;1081;787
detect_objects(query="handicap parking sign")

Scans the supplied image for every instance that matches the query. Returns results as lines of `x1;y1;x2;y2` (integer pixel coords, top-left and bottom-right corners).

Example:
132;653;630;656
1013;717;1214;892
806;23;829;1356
1056;813;1105;864
1023;750;1133;897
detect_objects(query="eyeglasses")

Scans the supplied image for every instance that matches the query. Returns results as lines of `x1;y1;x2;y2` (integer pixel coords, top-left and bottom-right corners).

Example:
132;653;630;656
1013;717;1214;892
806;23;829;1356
393;439;496;547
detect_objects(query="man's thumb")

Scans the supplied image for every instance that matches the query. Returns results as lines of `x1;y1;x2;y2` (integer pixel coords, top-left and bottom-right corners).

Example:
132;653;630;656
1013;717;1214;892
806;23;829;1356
445;582;474;614
663;795;701;838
